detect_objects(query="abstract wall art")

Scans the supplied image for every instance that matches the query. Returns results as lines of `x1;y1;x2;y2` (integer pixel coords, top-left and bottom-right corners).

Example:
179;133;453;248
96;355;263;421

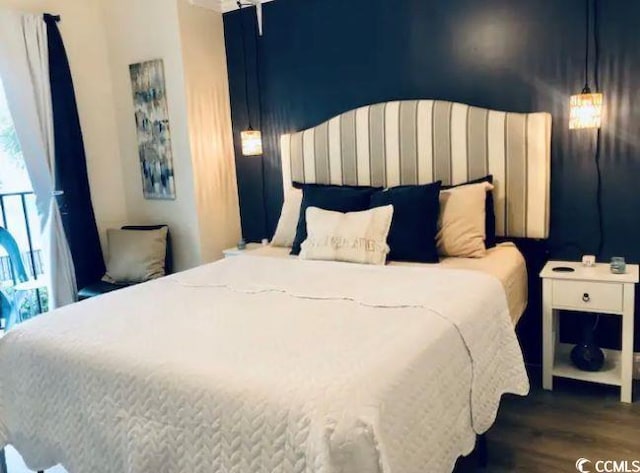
129;59;175;200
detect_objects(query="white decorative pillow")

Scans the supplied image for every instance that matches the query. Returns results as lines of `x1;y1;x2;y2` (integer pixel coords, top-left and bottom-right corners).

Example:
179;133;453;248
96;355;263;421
437;182;493;258
271;189;302;247
300;205;393;265
103;227;168;283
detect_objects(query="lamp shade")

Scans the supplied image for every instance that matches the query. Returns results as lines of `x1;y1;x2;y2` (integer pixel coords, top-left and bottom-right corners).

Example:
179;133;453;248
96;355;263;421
569;92;603;129
241;129;263;156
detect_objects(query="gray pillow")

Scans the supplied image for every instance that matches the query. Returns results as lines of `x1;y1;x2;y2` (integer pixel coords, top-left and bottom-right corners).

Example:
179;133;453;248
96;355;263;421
103;227;168;283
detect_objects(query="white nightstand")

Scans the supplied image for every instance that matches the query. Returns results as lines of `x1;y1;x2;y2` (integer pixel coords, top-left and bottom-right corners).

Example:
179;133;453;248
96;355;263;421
540;260;639;403
223;243;263;258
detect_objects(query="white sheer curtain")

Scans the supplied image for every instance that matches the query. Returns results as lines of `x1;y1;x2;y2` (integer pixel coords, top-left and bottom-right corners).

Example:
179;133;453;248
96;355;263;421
0;10;76;308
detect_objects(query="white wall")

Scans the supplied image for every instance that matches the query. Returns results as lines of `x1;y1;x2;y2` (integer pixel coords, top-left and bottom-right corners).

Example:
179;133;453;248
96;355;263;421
0;0;241;272
0;0;127;251
177;0;241;262
100;0;204;271
101;0;241;270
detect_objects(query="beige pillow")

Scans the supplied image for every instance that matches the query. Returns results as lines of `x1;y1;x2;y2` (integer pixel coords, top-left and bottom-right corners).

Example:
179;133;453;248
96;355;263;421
103;227;168;283
437;182;493;258
271;189;302;247
300;205;393;265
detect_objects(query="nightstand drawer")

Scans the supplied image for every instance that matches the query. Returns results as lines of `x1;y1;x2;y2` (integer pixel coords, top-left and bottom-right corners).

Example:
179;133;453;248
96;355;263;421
552;280;623;312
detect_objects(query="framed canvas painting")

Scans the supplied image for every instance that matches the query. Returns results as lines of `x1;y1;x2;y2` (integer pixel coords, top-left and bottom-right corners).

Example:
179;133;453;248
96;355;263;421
129;59;176;200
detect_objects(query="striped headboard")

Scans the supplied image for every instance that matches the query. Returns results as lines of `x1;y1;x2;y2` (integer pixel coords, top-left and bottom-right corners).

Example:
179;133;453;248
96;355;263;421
280;100;552;239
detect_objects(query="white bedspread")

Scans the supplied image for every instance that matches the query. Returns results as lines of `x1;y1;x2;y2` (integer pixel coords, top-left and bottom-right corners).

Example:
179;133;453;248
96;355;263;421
0;256;528;473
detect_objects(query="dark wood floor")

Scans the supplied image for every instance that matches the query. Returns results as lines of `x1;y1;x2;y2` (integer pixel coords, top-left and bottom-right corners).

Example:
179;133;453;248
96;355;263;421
459;368;640;472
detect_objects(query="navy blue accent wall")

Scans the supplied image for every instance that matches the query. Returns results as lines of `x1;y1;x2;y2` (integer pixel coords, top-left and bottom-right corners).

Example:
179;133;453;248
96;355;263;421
224;0;640;357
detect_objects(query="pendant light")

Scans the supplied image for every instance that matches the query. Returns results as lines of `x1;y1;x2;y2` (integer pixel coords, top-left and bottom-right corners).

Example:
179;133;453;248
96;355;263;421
569;0;603;130
240;129;263;157
238;1;263;156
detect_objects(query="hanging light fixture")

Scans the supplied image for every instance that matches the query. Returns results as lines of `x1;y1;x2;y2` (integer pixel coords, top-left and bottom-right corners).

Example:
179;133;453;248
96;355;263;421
241;129;263;156
238;1;263;156
570;92;603;130
569;0;603;130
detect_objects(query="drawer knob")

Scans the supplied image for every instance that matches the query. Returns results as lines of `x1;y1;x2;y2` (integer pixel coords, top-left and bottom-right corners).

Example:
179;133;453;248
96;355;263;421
582;293;591;303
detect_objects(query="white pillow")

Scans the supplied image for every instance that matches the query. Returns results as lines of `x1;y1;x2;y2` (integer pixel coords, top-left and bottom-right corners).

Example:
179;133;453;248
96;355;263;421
300;205;393;265
437;181;493;258
103;227;168;283
271;189;302;247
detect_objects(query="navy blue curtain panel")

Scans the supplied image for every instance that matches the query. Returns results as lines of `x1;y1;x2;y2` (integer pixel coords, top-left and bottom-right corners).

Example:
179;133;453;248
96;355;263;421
44;14;105;289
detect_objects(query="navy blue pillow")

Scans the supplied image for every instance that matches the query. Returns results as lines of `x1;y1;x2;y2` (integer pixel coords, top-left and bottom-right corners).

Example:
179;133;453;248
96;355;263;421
370;181;442;263
290;184;379;255
443;175;496;249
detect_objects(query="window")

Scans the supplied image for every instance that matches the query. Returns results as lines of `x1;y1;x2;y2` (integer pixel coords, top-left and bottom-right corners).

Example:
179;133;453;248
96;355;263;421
0;78;31;193
0;76;46;326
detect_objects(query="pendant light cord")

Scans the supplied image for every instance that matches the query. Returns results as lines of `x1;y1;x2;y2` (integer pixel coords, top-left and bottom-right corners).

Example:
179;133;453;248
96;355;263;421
253;8;269;239
237;1;269;239
238;1;252;130
583;0;590;92
592;0;603;334
593;0;604;257
593;0;600;93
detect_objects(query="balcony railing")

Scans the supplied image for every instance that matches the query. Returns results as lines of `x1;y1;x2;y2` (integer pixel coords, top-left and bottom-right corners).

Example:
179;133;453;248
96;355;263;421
0;191;46;324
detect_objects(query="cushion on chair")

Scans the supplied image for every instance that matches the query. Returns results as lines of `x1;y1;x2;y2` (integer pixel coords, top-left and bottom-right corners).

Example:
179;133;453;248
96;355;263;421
103;227;168;284
78;281;131;301
79;225;171;300
122;225;173;274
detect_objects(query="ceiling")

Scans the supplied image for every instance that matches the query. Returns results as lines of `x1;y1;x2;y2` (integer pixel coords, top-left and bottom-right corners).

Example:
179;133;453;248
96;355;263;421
188;0;276;13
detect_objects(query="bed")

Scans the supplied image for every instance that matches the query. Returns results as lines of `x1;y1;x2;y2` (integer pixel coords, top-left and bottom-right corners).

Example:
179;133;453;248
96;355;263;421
249;242;528;325
0;100;551;473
